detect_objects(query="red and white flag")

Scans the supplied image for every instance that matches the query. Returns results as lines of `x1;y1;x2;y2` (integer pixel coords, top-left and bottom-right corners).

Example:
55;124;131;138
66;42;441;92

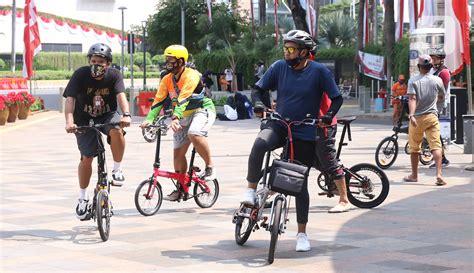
444;0;471;75
418;0;436;27
395;0;404;41
206;0;212;24
23;0;41;79
408;0;418;33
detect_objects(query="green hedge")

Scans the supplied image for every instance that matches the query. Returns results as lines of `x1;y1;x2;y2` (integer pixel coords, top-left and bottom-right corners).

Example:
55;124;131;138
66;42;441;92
0;70;160;80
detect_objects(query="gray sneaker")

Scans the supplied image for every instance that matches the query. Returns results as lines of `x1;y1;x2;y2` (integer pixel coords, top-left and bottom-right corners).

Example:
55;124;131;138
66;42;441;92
202;166;216;181
163;190;181;201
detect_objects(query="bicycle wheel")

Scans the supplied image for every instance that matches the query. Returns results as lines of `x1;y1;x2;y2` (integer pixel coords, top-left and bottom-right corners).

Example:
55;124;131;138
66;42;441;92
404;142;410;154
234;212;255;246
345;163;390;209
142;126;158;143
317;173;329;191
375;136;399;169
194;179;219;208
96;190;111;242
419;138;433;165
268;198;283;264
134;179;163;216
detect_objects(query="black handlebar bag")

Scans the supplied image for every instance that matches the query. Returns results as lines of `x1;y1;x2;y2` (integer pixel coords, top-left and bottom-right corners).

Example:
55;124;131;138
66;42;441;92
268;159;309;196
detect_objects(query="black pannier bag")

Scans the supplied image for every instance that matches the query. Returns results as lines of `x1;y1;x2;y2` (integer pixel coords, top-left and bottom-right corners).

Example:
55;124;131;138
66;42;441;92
268;159;309;196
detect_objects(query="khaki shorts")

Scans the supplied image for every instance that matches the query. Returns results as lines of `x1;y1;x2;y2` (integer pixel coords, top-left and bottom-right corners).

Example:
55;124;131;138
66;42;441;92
173;109;216;149
408;113;442;154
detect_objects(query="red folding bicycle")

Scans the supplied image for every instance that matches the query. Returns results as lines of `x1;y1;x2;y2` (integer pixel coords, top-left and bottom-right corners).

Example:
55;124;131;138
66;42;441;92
134;111;219;216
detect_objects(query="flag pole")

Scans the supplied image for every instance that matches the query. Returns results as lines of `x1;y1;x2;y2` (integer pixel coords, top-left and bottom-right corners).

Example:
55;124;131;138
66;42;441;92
467;63;472;114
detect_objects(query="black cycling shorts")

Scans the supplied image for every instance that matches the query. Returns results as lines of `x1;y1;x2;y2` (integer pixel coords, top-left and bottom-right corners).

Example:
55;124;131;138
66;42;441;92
75;111;121;158
313;125;345;179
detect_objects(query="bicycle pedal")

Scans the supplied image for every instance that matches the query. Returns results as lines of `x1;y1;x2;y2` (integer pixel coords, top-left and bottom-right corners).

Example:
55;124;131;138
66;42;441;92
318;191;328;196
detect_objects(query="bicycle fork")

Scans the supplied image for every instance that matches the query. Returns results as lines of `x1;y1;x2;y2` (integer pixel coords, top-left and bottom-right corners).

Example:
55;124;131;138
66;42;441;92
267;195;288;234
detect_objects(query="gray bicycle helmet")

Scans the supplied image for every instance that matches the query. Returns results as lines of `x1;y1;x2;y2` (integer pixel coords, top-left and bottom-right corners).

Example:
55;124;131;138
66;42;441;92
429;47;446;59
284;30;316;51
87;43;113;62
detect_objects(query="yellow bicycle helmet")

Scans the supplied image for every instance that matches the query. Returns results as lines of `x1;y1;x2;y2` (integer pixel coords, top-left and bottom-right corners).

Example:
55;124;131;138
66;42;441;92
164;45;188;62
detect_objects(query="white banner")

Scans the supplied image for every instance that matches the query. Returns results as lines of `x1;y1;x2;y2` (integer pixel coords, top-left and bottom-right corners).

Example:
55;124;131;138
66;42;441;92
358;51;386;80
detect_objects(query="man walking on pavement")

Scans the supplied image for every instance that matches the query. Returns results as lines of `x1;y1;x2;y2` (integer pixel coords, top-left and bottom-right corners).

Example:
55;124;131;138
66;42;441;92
403;54;447;186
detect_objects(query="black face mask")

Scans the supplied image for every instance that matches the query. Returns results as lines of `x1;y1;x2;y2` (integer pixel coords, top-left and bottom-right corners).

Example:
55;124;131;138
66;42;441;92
165;60;181;74
90;64;106;78
285;58;301;67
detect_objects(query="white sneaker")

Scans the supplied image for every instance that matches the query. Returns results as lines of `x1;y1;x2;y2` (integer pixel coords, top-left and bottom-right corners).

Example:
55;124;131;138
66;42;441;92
328;203;352;213
295;233;311;252
112;169;125;186
240;188;256;206
75;199;89;220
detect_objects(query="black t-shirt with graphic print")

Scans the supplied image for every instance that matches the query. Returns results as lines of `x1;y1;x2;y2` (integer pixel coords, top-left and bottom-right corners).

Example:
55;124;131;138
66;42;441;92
63;66;125;125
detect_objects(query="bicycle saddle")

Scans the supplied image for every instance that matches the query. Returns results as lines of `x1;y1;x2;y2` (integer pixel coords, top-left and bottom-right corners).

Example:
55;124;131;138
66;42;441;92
336;116;357;125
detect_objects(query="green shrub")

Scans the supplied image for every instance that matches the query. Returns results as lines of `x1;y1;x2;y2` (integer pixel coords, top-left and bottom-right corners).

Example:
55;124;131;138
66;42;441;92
0;59;6;70
133;52;152;67
33;52;88;70
152;54;165;65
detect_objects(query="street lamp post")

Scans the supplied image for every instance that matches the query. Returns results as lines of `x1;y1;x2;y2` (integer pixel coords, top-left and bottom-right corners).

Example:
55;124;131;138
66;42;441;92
142;21;147;88
118;6;127;76
11;0;16;73
180;0;185;45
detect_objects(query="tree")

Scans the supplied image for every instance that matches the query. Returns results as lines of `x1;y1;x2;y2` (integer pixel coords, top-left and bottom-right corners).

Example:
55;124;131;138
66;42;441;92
313;0;320;39
318;11;356;48
195;3;246;51
286;0;309;32
259;0;266;26
147;0;207;53
384;0;395;88
356;0;365;82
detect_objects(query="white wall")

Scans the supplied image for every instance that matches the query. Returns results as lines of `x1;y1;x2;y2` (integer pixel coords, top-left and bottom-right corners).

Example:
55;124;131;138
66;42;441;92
0;0;159;54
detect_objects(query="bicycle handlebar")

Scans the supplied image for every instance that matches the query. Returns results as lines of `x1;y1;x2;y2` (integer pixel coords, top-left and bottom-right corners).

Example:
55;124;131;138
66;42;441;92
144;109;173;128
76;121;122;132
264;111;318;127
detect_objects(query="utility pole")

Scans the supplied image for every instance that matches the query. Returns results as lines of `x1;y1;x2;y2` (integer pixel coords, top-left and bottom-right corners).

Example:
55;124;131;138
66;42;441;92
118;6;127;76
11;0;16;72
180;0;185;46
142;21;147;88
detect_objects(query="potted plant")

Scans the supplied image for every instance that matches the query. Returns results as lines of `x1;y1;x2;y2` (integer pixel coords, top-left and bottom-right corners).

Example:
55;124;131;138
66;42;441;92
0;94;9;126
6;92;20;123
17;91;36;120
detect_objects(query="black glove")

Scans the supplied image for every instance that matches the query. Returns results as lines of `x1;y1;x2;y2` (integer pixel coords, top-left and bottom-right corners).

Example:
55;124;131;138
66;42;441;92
321;111;334;125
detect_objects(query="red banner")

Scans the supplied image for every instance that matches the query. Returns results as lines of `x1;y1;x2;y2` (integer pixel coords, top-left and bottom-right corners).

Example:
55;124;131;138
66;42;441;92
0;78;28;91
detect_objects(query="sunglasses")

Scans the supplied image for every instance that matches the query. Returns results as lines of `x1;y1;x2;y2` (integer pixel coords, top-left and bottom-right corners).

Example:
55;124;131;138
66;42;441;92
283;46;299;54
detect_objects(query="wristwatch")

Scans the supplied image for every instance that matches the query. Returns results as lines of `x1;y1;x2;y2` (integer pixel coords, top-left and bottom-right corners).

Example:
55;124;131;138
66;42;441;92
123;112;131;117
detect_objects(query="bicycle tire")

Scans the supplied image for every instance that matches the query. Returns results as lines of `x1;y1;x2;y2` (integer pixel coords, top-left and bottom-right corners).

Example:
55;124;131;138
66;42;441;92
194;179;219;208
419;138;434;165
134;179;163;216
375;136;399;169
404;142;410;154
142;126;158;143
234;214;255;246
345;163;390;209
96;190;111;242
317;173;329;191
268;198;283;264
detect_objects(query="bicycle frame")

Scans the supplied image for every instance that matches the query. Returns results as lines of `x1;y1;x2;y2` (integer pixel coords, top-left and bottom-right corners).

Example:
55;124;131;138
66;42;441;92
143;116;212;201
